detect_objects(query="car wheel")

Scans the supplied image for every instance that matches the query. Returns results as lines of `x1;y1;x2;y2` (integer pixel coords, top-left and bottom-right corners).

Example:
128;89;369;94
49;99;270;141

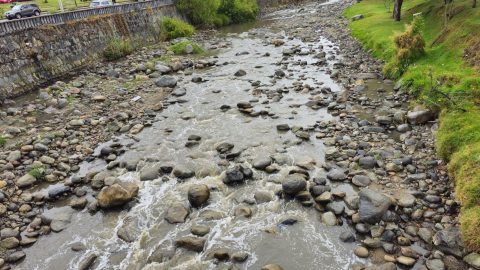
34;11;40;16
15;13;21;19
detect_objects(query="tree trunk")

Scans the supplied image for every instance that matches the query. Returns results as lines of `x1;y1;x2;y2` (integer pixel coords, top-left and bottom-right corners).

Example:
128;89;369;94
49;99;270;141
394;0;404;21
474;0;477;8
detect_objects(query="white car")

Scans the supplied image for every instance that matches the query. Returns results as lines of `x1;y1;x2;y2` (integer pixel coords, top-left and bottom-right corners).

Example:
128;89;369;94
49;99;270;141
89;1;115;8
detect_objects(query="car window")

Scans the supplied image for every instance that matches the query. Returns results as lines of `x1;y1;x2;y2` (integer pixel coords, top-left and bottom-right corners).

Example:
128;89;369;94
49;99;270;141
91;2;99;6
102;2;108;4
12;6;21;10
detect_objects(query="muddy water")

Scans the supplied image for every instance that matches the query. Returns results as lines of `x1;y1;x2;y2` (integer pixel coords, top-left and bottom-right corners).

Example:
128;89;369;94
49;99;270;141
16;2;404;270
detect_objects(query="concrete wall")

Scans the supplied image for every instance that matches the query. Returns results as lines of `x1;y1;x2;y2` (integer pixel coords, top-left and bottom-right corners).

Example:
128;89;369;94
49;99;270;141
0;1;184;99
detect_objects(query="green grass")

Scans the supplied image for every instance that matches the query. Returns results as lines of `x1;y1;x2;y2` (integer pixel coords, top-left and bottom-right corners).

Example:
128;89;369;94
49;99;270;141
168;41;204;55
0;137;5;146
344;0;480;253
343;0;480;112
104;38;134;61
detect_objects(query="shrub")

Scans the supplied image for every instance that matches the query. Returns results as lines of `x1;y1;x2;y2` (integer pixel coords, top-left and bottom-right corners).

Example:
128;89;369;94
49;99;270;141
217;13;231;26
162;18;194;40
104;38;134;61
176;0;219;26
168;41;205;54
213;17;223;27
383;15;425;79
230;0;258;23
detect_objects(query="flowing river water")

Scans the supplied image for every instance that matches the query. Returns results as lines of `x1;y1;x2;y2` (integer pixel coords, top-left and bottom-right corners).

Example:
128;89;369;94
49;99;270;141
13;1;411;269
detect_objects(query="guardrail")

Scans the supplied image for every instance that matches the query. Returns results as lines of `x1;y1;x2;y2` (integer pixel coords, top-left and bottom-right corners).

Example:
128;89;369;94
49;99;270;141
0;0;176;36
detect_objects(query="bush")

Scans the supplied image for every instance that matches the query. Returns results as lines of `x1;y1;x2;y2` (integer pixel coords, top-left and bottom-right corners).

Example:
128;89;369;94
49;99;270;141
176;0;219;26
162;18;195;40
230;0;258;23
104;38;134;61
168;41;205;54
383;15;425;79
213;17;223;27
217;13;231;26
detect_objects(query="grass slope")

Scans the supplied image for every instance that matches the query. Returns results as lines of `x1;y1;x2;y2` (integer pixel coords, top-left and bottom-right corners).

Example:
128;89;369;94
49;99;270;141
344;0;480;252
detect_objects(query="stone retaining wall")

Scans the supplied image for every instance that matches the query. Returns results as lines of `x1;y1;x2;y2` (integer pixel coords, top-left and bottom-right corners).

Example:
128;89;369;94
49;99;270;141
0;2;184;99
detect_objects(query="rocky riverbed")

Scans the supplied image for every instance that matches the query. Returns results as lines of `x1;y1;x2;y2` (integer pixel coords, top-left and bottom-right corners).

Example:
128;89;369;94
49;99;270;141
0;0;477;270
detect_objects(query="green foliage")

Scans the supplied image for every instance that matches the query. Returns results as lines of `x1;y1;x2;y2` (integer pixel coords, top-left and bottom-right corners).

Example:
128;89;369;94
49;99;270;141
0;137;5;146
176;0;219;26
104;38;134;61
176;0;258;27
48;10;58;14
162;18;194;40
67;96;77;105
168;41;205;54
0;7;5;19
217;13;231;26
213;17;223;27
67;7;78;11
28;168;42;178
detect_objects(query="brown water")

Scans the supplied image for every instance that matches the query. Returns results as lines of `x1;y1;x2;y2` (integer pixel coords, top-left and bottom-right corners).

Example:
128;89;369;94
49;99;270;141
15;2;413;270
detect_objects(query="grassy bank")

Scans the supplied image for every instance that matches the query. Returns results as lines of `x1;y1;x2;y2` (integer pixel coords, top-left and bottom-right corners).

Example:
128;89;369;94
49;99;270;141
343;0;480;252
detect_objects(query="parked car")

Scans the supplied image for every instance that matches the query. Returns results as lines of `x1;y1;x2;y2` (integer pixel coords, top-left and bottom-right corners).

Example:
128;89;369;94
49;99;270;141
89;1;115;8
4;4;41;20
0;0;21;4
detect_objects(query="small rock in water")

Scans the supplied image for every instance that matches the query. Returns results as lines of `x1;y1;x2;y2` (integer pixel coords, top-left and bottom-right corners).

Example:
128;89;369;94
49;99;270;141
277;219;297;228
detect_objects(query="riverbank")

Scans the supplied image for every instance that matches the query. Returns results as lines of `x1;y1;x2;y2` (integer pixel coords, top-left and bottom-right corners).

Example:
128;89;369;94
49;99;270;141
343;0;480;256
0;0;476;269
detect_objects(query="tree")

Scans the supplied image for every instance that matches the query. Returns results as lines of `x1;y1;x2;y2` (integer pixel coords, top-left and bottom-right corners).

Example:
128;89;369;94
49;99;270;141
393;0;404;21
473;0;476;8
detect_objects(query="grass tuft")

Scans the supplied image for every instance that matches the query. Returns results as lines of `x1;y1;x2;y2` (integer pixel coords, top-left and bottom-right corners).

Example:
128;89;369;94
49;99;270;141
168;41;204;55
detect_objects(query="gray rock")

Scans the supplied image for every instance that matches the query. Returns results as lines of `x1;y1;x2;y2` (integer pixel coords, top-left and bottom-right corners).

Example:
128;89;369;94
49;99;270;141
173;166;195;178
48;186;71;197
252;157;272;170
154;65;171;73
359;157;377;169
321;211;337;226
155;75;177;88
282;175;307;194
16;173;37;188
327;169;346;180
352;14;364;21
358;189;393;224
352;175;370;187
426;259;445;270
433;227;465;258
51;208;77;232
165;204;189;223
107;69;119;78
234;70;246;76
140;167;159;181
184;44;194;54
172;88;186;96
339;231;355;243
117;226;135;242
398;194;416;207
344;195;359;210
79;254;97;270
463;253;480;269
254;191;273;204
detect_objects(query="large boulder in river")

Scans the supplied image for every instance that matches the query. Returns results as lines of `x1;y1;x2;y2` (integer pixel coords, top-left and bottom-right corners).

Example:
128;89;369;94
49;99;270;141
407;110;432;124
188;185;210;207
154;75;177;88
282;175;307;195
433;227;465;258
172;166;195;178
97;182;139;208
358;189;393;224
51;208;77;232
252;157;272;170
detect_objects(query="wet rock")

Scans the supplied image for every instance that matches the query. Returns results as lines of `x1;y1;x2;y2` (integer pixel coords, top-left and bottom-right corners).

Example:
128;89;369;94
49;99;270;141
172;88;186;96
344;195;359;210
140;167;159;181
166;204;189;223
321;211;337;226
0;237;19;248
254;191;273;204
130;124;144;134
51;208;77;232
97;182;139;208
352;175;370;187
426;259;445;270
48;186;70;197
354;247;369;258
117;226;135;242
233;252;249;262
71;242;86;251
327;169;346;180
214;250;230;261
358;189;393;224
155;75;177;88
282;175;307;194
191;225;210;236
70;197;88;209
398;194;416;207
339;231;355;243
79;254;97;270
261;264;283;270
278;219;297;227
419;228;433;243
173;166;195;178
252;157;272;170
175;236;206;252
188;185;210;207
234;70;247;76
5;251;25;262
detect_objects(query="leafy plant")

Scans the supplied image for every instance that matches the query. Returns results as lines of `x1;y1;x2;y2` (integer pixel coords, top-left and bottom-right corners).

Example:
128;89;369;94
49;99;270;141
176;0;219;26
0;137;5;146
104;38;134;61
67;96;77;105
161;18;195;40
28;168;42;178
